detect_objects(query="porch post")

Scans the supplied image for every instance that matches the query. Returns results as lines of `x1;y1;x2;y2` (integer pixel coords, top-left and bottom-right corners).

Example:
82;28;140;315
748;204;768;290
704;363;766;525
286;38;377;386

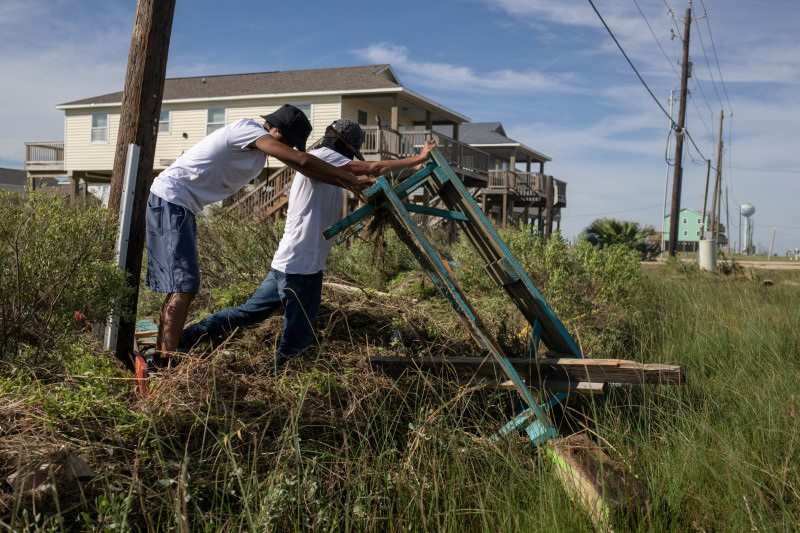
390;96;399;130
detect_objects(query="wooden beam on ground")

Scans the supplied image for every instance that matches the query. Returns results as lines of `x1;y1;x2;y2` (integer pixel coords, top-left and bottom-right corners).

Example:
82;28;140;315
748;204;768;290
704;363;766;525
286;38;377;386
368;355;685;385
459;377;605;395
547;433;647;526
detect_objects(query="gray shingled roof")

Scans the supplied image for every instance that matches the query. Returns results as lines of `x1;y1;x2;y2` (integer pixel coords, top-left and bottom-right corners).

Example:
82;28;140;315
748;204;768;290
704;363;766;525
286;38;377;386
60;64;401;106
433;122;551;162
433;122;513;145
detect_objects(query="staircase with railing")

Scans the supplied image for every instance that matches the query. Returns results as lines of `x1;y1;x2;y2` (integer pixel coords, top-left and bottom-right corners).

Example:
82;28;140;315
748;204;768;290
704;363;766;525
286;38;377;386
226;165;295;220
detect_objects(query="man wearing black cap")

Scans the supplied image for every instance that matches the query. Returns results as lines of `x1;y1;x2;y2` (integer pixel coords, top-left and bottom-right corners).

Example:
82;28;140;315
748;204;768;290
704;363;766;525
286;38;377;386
179;118;436;370
146;105;373;366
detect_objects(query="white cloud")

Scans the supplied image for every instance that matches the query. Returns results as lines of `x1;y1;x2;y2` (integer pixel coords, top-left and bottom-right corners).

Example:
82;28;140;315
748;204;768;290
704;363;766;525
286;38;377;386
356;43;579;93
0;1;133;164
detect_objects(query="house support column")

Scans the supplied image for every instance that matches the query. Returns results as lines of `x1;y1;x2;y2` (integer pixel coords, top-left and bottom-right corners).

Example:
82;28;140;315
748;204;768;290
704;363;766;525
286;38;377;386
68;172;79;204
502;192;507;229
545;176;554;240
425;111;432;131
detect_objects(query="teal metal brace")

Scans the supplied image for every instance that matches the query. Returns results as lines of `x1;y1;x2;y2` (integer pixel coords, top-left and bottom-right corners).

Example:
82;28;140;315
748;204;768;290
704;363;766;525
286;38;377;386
324;149;583;447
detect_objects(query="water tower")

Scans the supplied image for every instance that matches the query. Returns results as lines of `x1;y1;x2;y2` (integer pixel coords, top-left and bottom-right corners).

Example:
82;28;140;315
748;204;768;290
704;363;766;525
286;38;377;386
740;203;755;254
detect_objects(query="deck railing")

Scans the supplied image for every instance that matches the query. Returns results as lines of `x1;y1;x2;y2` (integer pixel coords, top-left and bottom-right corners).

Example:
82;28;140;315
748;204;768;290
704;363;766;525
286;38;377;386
25;141;64;172
362;127;490;177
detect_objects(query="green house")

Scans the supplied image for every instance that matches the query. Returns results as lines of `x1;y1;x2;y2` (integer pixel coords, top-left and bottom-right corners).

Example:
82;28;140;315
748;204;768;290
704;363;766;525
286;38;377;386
663;208;724;252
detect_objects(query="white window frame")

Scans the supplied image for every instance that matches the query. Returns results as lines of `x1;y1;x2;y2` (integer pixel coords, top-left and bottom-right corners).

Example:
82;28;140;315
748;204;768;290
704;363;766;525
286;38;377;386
357;108;368;126
90;112;109;144
159;109;171;134
290;102;313;123
207;107;226;135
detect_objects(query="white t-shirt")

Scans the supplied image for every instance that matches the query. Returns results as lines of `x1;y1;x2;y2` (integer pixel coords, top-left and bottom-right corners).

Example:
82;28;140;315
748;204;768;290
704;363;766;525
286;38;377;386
271;147;348;275
150;118;269;214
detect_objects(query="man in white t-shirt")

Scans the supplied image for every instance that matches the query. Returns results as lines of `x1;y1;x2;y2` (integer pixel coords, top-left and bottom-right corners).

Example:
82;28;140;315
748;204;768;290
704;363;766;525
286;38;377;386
179;119;436;369
146;105;372;368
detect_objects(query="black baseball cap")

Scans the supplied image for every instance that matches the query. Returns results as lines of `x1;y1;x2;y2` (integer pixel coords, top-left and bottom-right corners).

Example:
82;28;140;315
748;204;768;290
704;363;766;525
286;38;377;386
325;118;366;161
260;104;312;151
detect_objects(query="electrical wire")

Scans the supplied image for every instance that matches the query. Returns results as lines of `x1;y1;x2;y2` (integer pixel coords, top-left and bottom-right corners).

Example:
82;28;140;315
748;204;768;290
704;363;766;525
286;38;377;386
698;0;733;114
562;195;703;218
586;0;708;161
632;0;680;81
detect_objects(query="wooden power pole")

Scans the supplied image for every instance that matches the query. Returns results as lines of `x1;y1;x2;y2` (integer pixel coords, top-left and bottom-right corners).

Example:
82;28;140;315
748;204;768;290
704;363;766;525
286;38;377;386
667;4;692;257
108;0;176;370
709;110;724;240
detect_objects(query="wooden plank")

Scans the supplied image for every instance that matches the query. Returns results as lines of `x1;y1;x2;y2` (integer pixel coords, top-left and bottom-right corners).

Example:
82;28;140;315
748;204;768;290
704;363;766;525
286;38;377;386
368;355;685;385
459;377;605;395
547;433;647;526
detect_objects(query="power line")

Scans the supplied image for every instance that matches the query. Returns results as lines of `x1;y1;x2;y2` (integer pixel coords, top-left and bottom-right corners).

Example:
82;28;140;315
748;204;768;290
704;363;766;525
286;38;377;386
586;0;708;161
692;9;724;109
698;0;733;114
562;195;703;218
728;165;800;174
632;0;681;81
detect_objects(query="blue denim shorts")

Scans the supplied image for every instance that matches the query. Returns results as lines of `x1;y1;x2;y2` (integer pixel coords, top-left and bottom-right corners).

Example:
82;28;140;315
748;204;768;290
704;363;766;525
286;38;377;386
145;192;200;293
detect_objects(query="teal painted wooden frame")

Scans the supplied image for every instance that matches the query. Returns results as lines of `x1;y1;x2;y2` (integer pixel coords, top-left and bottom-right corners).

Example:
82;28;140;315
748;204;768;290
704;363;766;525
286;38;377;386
324;149;584;446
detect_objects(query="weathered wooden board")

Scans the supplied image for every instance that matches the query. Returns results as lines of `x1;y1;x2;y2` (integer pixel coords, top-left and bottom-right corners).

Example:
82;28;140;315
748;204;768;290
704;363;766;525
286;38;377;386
369;355;684;385
459;376;606;395
548;433;648;525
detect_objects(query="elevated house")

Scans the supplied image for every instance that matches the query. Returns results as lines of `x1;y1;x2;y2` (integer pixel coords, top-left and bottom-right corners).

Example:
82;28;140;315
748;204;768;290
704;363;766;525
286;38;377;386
27;64;567;226
434;123;566;232
663;207;727;252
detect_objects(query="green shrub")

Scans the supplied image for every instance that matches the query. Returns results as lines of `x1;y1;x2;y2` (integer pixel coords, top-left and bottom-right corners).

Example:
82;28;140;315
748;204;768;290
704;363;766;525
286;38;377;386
0;191;130;360
451;227;645;357
196;207;284;289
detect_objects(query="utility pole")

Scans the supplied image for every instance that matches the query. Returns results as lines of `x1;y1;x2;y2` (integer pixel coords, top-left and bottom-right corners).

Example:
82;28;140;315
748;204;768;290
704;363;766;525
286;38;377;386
709;110;724;241
107;0;176;370
725;186;730;252
667;3;692;257
700;159;711;239
661;90;675;256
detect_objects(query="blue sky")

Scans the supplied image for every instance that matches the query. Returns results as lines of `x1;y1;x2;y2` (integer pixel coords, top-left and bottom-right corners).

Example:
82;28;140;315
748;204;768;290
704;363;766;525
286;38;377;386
1;0;798;252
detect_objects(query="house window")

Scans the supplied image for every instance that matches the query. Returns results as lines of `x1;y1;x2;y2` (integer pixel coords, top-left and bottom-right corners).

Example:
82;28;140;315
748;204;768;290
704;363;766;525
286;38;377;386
291;103;312;120
159;109;171;134
697;218;701;224
357;109;368;126
682;217;687;224
683;230;688;236
696;231;701;236
207;108;226;135
91;113;109;143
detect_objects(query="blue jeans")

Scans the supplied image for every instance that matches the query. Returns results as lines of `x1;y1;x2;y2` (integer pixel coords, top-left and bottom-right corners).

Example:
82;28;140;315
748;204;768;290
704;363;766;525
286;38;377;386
180;269;323;366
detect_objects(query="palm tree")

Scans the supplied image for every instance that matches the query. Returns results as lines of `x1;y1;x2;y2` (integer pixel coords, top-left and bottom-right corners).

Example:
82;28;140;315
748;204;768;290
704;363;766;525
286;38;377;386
581;218;659;258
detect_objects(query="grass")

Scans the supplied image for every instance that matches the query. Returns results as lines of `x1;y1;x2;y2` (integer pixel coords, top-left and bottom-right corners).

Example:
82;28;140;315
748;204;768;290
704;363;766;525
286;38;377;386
2;254;799;530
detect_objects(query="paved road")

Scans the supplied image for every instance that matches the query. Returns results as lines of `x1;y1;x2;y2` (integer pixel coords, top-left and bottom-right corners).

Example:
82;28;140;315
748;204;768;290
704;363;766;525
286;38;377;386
736;260;800;270
643;259;800;270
